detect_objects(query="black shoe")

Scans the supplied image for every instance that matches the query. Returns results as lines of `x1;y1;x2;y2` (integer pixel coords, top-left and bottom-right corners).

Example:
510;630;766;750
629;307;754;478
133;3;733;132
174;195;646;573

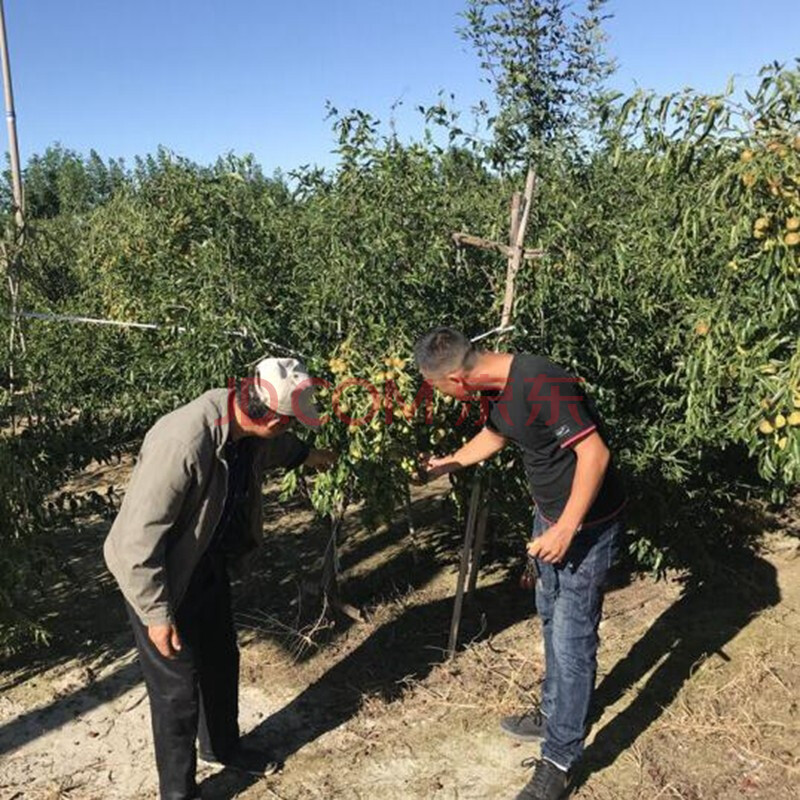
499;709;546;742
198;744;281;777
515;758;571;800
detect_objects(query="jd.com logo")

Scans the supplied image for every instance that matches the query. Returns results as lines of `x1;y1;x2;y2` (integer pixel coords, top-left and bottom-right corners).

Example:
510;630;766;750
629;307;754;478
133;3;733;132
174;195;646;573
215;374;588;430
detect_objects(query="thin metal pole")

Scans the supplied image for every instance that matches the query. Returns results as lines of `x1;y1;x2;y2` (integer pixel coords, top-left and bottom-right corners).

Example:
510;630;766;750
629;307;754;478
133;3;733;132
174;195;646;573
0;0;24;430
0;0;23;228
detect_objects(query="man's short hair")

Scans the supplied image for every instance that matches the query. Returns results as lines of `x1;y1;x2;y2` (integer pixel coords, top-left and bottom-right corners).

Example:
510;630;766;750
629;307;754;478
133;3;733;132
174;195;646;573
414;327;477;376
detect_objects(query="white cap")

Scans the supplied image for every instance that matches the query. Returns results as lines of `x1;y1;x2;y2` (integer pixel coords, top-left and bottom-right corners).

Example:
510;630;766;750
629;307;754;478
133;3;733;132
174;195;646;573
253;357;321;428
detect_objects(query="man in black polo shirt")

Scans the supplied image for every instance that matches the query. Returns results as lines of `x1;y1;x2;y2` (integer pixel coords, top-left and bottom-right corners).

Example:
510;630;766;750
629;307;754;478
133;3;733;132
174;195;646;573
414;328;626;800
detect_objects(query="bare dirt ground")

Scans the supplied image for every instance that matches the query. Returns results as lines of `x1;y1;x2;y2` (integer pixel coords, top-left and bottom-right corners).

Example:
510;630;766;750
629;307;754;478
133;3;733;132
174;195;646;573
0;458;798;800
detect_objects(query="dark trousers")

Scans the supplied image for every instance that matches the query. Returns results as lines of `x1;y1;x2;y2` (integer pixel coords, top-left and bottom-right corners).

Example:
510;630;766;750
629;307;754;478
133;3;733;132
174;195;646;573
126;553;240;800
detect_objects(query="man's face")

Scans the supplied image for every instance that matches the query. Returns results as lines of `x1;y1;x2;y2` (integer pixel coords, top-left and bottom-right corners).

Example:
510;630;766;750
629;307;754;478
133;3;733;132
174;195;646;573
424;370;472;401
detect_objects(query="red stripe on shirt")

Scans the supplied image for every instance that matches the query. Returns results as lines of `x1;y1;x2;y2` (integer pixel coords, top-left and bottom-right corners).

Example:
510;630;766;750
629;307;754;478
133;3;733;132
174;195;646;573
559;424;597;449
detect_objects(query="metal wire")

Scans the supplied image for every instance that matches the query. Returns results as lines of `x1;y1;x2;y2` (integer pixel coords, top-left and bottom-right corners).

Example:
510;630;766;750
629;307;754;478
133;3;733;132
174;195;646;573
15;309;305;358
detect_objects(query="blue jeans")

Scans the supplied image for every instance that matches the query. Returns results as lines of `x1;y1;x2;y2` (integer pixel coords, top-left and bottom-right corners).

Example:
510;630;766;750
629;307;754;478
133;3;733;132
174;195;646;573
532;511;621;771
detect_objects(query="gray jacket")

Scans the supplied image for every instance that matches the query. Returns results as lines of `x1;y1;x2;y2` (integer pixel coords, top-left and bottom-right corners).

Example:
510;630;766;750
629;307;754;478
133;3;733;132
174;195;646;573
103;389;308;626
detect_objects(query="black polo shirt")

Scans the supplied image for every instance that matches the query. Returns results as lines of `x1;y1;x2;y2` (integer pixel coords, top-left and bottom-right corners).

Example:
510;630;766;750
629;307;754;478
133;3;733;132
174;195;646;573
485;354;626;526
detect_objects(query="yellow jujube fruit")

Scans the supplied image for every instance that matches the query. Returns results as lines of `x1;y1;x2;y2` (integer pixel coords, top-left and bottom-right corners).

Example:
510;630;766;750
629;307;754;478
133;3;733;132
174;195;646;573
758;419;774;435
695;320;710;336
784;232;800;247
774;413;787;429
740;149;754;162
786;217;800;232
777;437;788;450
400;457;416;474
349;444;363;460
787;411;800;426
754;216;769;230
741;172;756;188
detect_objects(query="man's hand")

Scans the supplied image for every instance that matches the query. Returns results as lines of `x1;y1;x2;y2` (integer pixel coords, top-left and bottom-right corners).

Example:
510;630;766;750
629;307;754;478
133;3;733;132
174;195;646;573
148;623;182;659
419;428;506;481
418;452;459;480
305;448;337;471
527;523;578;564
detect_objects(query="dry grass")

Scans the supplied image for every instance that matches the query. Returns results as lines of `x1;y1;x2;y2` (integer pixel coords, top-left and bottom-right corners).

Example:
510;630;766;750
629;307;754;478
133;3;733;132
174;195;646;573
397;633;543;717
588;629;800;799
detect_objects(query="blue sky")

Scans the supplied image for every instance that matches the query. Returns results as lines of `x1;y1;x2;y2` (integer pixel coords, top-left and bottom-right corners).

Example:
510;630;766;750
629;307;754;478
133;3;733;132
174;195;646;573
5;1;798;173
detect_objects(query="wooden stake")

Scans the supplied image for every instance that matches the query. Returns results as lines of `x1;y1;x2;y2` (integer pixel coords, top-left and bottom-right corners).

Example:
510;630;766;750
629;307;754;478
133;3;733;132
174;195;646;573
467;501;490;596
446;163;538;654
510;191;522;240
447;472;482;657
501;167;536;328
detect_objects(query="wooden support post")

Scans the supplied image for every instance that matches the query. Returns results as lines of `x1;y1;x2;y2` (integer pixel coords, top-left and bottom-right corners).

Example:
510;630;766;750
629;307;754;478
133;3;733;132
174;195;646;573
467;501;490;597
447;472;482;657
446;163;538;655
501;167;536;328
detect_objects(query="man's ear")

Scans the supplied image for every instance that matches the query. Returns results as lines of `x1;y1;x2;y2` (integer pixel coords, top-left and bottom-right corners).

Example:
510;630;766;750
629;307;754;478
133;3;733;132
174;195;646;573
266;415;286;432
446;371;465;388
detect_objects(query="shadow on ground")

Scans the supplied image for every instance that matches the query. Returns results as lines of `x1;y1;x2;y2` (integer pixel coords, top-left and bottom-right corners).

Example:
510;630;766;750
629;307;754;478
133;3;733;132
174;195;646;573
0;476;487;760
572;550;781;792
0;658;143;758
200;579;532;798
0;439;789;800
